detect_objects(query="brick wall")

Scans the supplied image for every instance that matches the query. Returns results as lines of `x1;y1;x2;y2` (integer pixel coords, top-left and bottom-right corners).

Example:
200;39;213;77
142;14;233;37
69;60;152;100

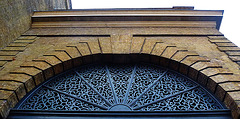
0;0;69;49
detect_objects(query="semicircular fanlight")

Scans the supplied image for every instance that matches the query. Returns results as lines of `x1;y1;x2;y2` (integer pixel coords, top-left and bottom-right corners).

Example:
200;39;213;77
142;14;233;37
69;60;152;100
16;64;225;111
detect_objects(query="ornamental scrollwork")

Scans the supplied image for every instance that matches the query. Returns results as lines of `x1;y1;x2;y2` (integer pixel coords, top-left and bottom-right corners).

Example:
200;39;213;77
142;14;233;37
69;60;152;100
17;64;225;111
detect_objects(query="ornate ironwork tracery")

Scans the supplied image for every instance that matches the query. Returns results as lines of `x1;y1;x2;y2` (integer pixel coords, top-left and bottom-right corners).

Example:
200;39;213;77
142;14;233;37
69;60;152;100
16;64;225;111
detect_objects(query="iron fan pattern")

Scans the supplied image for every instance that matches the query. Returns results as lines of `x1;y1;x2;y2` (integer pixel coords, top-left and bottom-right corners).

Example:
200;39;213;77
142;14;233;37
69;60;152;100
17;64;224;111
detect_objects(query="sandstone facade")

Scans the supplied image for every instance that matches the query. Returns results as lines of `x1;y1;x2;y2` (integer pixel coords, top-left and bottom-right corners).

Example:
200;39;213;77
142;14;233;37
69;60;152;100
0;7;240;119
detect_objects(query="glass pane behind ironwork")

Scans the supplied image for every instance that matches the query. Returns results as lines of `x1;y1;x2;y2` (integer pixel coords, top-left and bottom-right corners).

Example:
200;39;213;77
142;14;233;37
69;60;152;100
16;64;225;111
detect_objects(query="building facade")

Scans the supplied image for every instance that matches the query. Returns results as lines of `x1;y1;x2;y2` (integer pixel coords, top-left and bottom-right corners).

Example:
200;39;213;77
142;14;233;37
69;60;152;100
0;5;240;119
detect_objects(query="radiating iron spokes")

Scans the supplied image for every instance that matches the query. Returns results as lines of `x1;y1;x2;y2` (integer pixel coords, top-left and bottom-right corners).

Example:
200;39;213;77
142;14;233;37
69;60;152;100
17;63;225;111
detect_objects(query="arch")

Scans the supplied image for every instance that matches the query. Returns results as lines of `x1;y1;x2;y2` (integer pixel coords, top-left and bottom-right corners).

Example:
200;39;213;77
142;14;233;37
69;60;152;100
0;8;239;119
0;50;239;118
9;63;231;118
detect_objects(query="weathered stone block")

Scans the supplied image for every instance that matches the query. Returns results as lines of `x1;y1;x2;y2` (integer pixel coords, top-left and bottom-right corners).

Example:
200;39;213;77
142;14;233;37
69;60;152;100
206;77;218;93
215;43;237;47
1;47;26;52
44;51;73;71
197;72;208;86
181;56;209;66
21;61;54;80
0;90;18;108
0;74;35;92
83;41;101;55
150;43;168;56
0;56;15;61
171;51;198;62
33;56;63;75
208;39;231;43
8;43;29;47
210;74;240;83
131;37;145;53
98;37;112;54
0;81;26;100
161;46;179;59
226;51;240;56
0;100;9;119
218;47;240;52
191;62;222;71
111;34;132;54
10;67;44;86
18;36;37;40
0;61;7;67
201;68;232;77
229;56;240;62
75;43;92;56
141;38;159;54
57;46;81;59
13;40;36;43
215;85;226;101
0;51;19;56
224;92;240;119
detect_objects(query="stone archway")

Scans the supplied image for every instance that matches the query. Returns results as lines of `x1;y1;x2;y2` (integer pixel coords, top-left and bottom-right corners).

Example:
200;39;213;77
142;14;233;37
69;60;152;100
9;62;231;118
0;50;238;118
0;8;240;119
0;34;239;118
